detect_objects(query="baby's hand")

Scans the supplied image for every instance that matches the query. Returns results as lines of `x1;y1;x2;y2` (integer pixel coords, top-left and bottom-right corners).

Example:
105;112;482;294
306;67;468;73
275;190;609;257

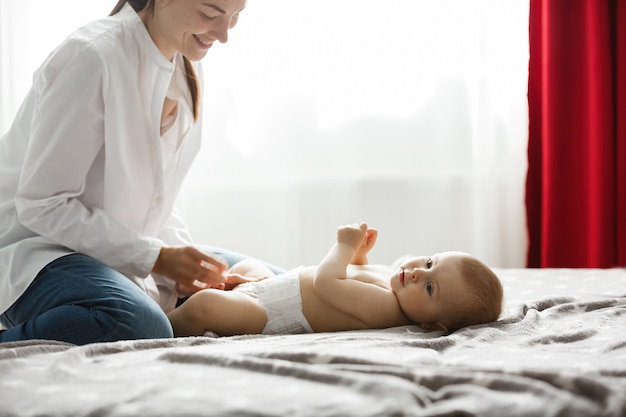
350;227;378;265
337;223;368;249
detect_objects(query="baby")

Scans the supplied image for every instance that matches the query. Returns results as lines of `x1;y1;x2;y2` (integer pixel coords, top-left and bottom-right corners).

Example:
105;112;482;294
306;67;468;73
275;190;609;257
168;223;503;336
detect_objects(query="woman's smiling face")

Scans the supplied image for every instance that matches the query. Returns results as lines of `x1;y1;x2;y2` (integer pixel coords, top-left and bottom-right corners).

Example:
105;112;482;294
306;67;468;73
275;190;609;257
390;251;470;330
142;0;247;61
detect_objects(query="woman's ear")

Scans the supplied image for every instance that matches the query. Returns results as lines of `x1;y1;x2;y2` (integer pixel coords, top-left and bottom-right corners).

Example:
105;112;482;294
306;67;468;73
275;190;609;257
420;322;449;332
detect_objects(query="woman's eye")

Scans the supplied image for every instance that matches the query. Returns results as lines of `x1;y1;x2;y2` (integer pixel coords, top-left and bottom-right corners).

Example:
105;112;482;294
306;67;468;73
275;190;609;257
426;282;433;295
201;13;218;20
426;257;433;269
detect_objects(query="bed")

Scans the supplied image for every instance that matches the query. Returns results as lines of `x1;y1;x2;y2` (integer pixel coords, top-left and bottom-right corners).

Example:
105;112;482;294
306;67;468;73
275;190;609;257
1;267;625;416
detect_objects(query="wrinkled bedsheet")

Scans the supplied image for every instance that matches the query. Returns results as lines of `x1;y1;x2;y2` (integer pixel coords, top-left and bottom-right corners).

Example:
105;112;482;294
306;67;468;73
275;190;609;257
1;268;625;416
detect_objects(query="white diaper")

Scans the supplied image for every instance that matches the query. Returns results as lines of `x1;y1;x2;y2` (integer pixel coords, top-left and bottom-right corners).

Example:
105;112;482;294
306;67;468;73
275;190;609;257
234;268;314;335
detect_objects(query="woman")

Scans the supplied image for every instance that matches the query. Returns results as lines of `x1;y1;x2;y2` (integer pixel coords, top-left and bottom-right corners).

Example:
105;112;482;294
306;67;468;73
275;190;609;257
0;0;274;345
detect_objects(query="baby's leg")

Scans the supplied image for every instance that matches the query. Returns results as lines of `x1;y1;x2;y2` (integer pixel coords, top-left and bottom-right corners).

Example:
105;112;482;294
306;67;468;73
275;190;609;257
168;289;267;337
229;258;276;278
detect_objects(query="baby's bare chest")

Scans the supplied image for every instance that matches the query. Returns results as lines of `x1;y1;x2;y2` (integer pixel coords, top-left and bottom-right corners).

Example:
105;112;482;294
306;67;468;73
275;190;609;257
346;265;392;289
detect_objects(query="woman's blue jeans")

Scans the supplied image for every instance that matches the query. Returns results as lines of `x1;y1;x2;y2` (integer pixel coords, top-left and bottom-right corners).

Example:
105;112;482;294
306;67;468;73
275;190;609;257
0;247;284;345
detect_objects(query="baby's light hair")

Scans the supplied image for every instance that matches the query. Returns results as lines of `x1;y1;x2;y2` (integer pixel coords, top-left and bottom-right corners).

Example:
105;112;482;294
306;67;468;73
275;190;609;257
443;255;503;332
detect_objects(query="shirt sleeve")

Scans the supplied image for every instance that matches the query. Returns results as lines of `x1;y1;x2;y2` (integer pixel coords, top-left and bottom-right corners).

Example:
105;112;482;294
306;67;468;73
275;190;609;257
159;206;194;246
14;39;162;278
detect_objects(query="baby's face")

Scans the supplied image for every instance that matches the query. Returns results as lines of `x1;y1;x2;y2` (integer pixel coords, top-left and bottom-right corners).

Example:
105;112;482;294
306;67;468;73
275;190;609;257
390;252;471;328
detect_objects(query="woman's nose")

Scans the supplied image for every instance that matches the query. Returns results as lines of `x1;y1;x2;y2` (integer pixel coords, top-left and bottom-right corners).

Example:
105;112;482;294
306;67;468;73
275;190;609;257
210;20;230;44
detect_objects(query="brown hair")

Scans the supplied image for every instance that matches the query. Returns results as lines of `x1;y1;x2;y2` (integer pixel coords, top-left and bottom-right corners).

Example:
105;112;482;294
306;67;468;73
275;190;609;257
110;0;201;121
443;256;503;332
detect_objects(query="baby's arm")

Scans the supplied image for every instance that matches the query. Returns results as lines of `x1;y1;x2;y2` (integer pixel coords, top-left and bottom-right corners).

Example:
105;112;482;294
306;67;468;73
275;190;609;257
315;223;367;281
313;223;400;327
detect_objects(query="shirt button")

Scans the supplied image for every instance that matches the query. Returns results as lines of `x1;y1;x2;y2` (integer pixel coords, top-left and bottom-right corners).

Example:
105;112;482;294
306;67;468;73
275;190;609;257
154;196;163;205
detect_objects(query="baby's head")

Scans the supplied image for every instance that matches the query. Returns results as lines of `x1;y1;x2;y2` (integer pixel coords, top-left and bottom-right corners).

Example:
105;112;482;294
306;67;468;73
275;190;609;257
391;252;503;333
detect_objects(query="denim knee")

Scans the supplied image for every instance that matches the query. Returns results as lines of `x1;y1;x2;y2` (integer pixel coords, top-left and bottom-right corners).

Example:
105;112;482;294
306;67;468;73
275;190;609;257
120;300;174;340
1;253;175;344
97;295;174;341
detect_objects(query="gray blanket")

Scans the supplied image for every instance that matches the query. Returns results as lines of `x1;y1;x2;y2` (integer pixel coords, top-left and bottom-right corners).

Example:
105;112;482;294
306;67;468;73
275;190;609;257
1;268;625;416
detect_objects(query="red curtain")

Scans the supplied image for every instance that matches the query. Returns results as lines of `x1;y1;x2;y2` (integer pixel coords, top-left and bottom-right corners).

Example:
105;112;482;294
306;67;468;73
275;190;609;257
526;0;626;268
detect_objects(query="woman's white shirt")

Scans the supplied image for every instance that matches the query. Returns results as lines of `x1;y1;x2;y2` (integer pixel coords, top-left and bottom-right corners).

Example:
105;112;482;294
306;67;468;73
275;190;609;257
0;4;203;313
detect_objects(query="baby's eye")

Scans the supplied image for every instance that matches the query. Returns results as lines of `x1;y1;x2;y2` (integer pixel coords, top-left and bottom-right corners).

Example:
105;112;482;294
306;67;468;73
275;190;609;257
426;282;434;295
426;257;433;269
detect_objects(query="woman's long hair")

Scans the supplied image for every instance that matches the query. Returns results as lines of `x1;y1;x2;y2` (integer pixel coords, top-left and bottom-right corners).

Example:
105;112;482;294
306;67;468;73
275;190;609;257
110;0;201;121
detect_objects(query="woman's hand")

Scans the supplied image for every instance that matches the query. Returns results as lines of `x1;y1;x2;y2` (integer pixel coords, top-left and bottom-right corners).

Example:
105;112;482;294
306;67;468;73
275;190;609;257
152;246;228;296
175;273;268;295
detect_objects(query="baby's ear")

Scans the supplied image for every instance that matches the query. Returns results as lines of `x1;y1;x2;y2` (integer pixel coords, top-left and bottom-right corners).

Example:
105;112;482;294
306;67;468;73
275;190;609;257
420;322;449;332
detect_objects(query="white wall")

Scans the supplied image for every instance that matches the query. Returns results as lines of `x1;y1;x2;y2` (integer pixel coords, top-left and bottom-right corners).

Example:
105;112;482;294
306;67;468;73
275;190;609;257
178;173;525;269
0;1;112;132
178;0;530;268
1;0;530;269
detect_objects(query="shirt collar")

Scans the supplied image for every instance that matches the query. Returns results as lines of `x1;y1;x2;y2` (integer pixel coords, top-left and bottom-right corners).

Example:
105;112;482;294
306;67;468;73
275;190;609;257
120;3;194;118
120;3;175;72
